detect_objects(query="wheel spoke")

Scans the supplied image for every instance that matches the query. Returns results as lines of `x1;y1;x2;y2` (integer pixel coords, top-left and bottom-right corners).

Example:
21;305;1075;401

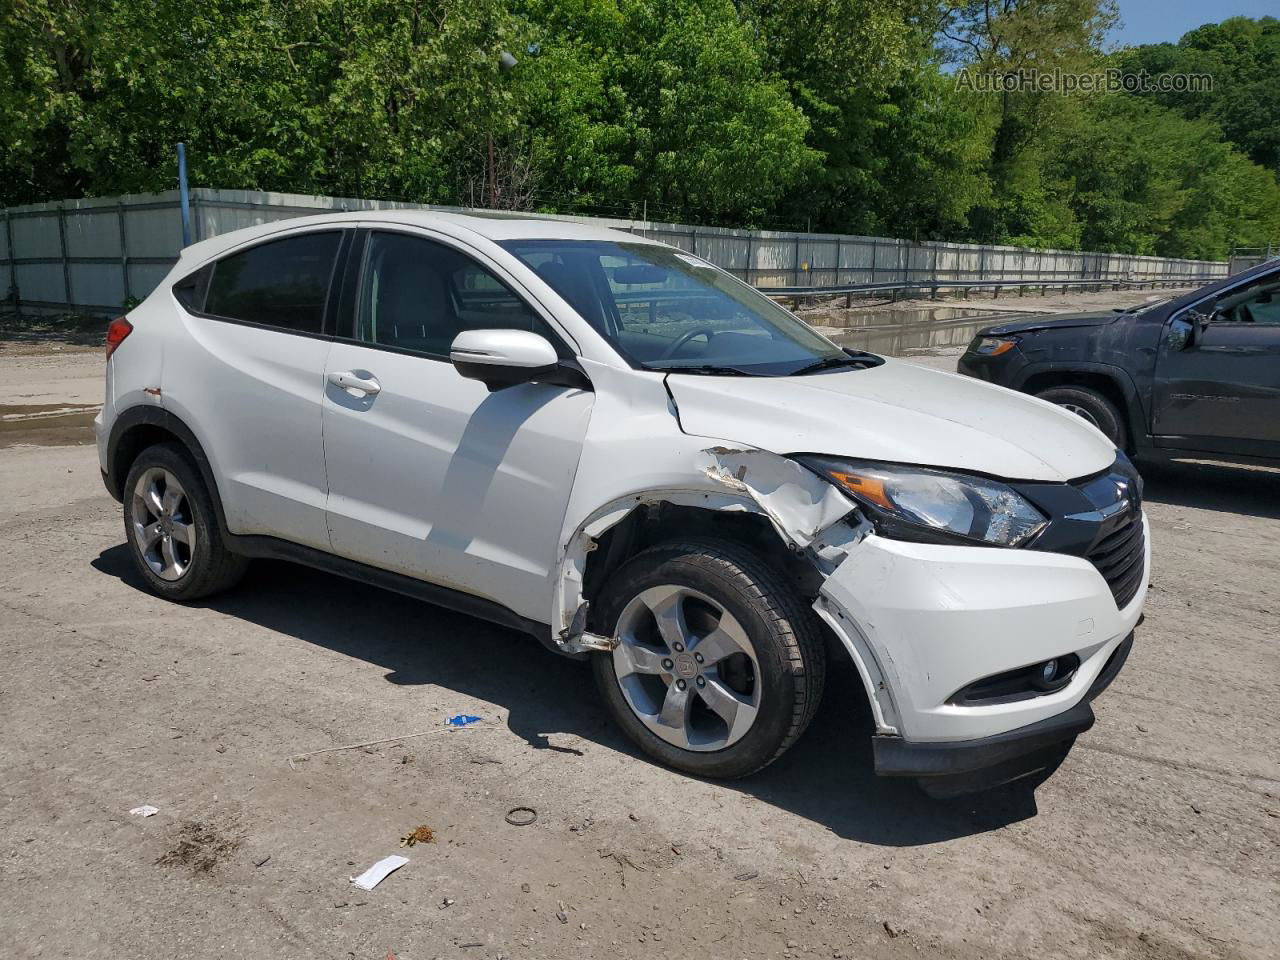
160;537;181;576
144;476;164;517
160;485;183;517
640;585;690;651
691;613;751;666
614;641;667;676
656;681;692;731
698;676;758;742
169;521;193;546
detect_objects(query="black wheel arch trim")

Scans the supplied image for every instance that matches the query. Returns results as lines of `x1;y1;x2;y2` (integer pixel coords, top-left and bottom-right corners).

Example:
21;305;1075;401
105;406;230;531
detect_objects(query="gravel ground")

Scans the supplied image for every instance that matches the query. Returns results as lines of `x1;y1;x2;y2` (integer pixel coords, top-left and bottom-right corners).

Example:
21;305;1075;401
1;292;1277;960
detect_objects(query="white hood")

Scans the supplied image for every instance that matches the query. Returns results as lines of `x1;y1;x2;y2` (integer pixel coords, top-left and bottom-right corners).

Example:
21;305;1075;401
665;357;1116;482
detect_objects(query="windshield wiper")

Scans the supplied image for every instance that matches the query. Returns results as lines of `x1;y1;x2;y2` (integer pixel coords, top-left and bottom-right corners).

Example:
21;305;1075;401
790;353;874;376
657;364;761;376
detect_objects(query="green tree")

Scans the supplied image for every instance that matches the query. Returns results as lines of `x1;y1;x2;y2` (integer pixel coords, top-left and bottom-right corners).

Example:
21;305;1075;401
0;1;544;205
1037;94;1280;258
1120;16;1280;174
508;0;820;223
782;56;993;238
940;0;1117;242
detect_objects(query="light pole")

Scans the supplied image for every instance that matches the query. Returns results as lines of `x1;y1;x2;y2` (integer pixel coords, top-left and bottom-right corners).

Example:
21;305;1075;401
488;51;519;209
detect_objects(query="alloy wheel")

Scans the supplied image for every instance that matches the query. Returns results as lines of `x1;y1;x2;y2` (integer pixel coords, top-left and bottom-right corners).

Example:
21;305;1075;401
1060;401;1101;429
611;584;761;751
130;467;195;581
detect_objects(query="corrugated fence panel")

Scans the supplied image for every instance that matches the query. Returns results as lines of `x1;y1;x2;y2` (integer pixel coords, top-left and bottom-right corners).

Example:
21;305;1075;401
16;263;65;303
63;203;122;258
73;263;126;309
2;187;1231;315
12;210;62;259
125;207;184;260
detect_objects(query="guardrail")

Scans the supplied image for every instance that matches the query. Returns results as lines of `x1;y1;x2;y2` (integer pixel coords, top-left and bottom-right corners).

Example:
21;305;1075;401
765;275;1219;308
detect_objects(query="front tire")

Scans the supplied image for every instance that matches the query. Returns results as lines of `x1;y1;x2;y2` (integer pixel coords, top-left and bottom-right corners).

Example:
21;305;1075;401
1036;385;1127;448
592;538;826;779
122;443;247;601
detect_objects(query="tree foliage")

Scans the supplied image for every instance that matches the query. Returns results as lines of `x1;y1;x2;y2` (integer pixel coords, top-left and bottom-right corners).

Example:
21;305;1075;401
1;2;1277;259
1120;16;1280;174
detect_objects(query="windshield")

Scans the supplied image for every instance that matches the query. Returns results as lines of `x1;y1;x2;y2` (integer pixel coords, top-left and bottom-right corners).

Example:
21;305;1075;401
500;239;852;375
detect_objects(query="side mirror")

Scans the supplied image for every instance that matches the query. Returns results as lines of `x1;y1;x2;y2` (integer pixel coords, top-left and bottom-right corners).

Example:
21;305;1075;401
449;329;588;392
1167;315;1196;351
1169;310;1214;351
1188;308;1214;331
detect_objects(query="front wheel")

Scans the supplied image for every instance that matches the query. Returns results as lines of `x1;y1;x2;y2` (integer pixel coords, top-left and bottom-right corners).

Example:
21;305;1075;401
1036;385;1127;448
592;538;826;779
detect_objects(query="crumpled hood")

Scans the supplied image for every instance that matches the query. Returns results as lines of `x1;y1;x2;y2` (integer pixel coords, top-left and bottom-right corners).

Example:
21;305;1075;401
666;357;1116;482
984;310;1121;335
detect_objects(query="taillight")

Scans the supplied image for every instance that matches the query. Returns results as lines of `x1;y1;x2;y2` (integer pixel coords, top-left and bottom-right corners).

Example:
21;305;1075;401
105;317;133;358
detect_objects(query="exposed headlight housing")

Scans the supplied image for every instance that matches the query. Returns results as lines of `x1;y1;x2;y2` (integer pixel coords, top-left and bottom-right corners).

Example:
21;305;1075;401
798;456;1048;547
967;335;1020;356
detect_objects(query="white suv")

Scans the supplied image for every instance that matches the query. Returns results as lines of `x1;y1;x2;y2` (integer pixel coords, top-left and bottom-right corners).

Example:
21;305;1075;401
97;212;1148;796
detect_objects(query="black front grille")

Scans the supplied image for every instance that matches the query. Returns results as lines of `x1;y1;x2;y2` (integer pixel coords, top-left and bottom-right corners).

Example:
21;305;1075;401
1087;513;1146;609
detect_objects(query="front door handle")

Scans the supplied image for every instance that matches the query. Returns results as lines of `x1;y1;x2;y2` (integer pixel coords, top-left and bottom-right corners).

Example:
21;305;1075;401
328;370;381;397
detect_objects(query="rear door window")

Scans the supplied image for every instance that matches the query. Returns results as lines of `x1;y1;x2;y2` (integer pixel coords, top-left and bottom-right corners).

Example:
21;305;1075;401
205;232;342;334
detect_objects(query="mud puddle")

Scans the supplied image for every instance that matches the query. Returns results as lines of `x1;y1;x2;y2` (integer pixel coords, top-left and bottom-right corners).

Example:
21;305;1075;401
804;307;1041;356
0;402;99;449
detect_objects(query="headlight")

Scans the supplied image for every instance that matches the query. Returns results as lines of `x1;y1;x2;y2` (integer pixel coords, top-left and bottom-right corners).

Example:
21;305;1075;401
967;335;1019;356
798;456;1047;547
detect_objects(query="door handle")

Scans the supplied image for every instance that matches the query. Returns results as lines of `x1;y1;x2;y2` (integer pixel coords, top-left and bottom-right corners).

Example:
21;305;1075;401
328;370;381;396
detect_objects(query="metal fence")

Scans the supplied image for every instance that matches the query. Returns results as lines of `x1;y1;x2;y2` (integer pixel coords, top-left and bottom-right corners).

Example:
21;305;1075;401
1;187;1230;317
1228;244;1279;276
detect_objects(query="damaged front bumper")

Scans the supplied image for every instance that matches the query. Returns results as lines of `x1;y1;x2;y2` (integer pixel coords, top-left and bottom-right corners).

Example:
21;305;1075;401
874;632;1132;796
815;517;1148;795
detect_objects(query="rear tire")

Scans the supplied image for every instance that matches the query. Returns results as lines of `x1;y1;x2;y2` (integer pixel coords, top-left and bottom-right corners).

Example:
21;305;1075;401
122;443;247;601
1037;385;1127;448
592;538;826;779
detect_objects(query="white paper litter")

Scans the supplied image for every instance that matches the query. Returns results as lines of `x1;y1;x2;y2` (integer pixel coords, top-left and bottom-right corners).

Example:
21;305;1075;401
350;855;409;891
129;805;160;817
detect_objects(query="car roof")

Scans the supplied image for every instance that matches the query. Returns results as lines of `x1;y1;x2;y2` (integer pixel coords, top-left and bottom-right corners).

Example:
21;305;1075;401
179;209;658;265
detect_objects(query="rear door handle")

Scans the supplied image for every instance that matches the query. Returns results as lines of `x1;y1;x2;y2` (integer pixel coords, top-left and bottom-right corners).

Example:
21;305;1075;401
328;370;381;396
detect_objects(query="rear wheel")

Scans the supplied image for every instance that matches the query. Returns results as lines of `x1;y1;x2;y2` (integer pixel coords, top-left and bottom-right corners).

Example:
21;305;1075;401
123;443;247;601
592;538;825;779
1036;385;1127;448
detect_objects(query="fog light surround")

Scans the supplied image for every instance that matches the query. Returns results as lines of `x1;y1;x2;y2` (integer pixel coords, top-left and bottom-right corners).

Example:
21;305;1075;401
950;654;1081;706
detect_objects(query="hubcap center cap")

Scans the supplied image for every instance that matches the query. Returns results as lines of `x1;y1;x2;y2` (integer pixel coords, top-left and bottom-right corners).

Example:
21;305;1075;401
673;652;698;678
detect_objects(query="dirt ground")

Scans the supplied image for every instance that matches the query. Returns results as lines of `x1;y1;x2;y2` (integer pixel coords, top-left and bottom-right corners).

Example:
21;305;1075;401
1;291;1277;960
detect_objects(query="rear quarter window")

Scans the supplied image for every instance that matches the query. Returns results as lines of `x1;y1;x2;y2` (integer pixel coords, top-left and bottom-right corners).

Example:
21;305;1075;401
171;265;210;311
204;232;342;334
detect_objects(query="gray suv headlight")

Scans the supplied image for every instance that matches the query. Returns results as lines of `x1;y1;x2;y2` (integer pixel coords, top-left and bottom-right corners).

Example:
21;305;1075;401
798;456;1048;547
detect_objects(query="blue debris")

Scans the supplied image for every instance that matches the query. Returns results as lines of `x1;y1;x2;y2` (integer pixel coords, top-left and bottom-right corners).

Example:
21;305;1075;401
445;714;482;729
